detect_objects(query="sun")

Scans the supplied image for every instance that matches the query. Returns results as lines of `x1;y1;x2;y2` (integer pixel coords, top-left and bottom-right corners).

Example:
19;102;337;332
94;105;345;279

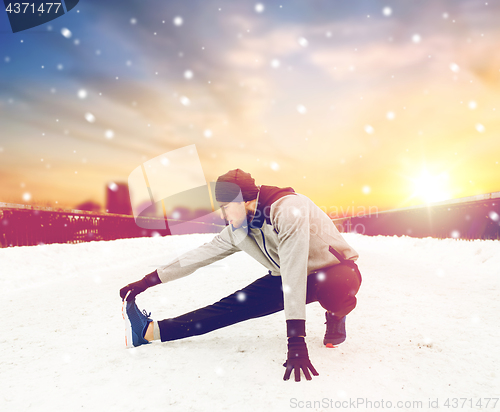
411;170;451;203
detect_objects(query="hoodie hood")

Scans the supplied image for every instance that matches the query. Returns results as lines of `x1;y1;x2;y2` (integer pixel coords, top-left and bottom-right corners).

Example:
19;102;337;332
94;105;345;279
249;185;296;229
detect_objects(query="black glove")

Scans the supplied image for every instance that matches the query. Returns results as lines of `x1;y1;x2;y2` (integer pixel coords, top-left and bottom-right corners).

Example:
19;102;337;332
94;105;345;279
120;270;161;301
283;337;319;382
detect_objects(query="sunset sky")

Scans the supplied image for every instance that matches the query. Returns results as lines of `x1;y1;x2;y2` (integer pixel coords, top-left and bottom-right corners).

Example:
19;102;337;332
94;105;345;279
1;0;499;216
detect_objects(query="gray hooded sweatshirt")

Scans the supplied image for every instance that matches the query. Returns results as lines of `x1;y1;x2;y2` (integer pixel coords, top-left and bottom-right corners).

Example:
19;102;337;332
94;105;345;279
157;185;358;324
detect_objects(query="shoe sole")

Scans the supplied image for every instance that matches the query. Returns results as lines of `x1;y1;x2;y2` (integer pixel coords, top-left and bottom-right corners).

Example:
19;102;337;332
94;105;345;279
122;291;133;349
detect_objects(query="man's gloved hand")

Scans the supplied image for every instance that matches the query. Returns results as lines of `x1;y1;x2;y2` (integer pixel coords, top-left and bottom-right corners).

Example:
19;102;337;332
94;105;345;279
283;337;319;382
120;270;161;301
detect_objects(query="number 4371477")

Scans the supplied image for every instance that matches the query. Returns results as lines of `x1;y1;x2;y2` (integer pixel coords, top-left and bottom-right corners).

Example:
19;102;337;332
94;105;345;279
5;3;62;14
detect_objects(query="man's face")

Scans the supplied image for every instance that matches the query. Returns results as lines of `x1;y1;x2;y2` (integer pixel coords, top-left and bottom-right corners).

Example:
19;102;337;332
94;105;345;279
219;201;247;229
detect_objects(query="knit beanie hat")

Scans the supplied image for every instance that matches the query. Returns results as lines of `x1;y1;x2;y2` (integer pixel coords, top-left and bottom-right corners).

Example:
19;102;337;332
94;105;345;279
215;169;259;202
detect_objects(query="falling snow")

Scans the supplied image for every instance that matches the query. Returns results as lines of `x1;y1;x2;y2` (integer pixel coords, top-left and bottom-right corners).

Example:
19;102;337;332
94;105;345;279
298;37;308;47
412;34;422;43
173;16;183;26
450;63;460;73
105;130;114;139
61;28;72;38
364;125;374;134
77;89;87;99
270;162;280;171
296;105;307;114
489;211;499;222
270;59;280;68
184;70;193;79
85;113;96;123
476;123;485;133
180;96;190;106
382;7;392;16
255;3;264;13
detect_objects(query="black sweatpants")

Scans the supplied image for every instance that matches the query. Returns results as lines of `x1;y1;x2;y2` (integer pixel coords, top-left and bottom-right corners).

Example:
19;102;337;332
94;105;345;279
157;262;362;341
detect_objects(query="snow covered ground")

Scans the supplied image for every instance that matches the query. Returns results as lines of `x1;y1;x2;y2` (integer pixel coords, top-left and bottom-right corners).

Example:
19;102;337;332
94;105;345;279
1;233;499;412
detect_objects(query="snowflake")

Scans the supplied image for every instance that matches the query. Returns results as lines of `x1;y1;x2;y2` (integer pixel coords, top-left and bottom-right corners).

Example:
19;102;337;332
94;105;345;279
298;37;308;47
386;111;395;120
77;89;87;99
236;292;246;302
296;105;307;114
364;125;374;134
130;18;137;25
173;16;183;26
105;130;114;139
412;34;421;43
85;112;96;123
475;123;485;133
450;230;460;239
108;182;118;191
184;70;193;79
450;63;460;73
362;186;371;194
489;211;499;222
468;101;477;110
382;7;392;16
270;59;280;68
255;3;264;13
22;192;32;202
61;28;72;38
270;162;280;171
204;129;212;138
180;96;190;106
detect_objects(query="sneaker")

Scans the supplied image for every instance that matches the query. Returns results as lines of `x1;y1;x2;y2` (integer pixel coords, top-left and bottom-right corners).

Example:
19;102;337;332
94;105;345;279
122;297;152;348
323;312;346;347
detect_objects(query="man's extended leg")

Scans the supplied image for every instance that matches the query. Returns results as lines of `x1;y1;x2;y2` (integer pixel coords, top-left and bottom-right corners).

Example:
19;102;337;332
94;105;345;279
139;263;361;345
156;273;285;342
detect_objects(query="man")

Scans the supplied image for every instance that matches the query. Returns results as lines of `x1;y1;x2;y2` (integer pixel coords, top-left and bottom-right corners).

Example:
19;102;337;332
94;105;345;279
120;169;361;382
